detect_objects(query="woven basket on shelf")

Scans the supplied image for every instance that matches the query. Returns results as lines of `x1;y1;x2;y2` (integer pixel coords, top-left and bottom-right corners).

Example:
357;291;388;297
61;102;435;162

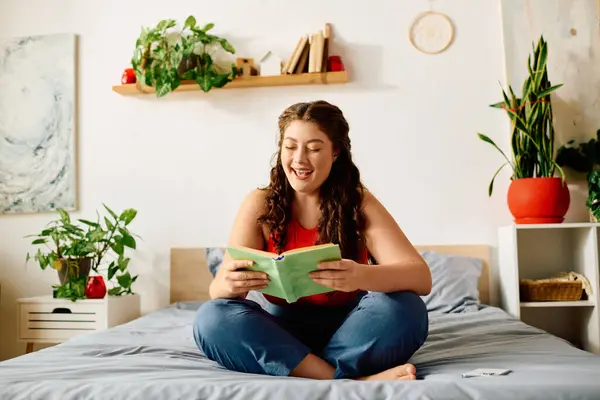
519;280;583;301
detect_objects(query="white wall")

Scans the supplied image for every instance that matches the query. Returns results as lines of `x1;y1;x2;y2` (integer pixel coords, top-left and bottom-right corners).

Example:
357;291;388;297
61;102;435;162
0;0;510;360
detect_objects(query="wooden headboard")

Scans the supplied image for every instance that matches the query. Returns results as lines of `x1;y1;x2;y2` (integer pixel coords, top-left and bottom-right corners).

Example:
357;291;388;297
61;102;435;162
170;245;493;305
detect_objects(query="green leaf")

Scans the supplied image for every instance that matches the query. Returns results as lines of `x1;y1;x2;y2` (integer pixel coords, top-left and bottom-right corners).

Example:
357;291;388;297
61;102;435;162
521;76;531;99
111;236;125;255
156;82;171;97
506;109;530;135
32;238;47;245
104;217;114;231
477;133;513;166
184;16;197;29
78;219;100;228
40;228;54;236
118;258;131;272
117;272;133;288
82;243;97;254
58;209;70;223
550;159;566;182
108;262;118;280
121;233;136;249
88;228;106;242
63;224;85;237
119;209;138;225
166;20;177;30
108;287;123;296
218;38;235;54
54;276;87;302
196;70;212;92
103;204;118;220
500;86;511;109
488;162;508;197
536;83;563;99
489;101;505;109
211;72;234;88
156;19;168;31
533;39;548;87
202;23;215;32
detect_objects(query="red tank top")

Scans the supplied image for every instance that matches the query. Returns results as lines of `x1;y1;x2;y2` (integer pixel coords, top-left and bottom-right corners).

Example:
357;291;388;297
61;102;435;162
264;219;368;306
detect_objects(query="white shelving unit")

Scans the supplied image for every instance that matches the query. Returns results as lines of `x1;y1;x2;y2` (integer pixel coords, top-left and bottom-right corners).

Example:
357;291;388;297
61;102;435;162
498;223;600;354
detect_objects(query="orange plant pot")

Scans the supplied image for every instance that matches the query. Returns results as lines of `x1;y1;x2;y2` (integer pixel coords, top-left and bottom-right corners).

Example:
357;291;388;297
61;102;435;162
507;177;570;224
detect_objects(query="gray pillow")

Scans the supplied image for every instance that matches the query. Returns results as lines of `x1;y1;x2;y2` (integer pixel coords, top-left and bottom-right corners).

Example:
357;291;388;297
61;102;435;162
419;250;482;314
205;247;225;277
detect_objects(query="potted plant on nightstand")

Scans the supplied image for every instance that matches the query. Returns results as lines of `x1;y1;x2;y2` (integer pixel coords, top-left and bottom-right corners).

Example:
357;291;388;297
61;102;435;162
477;35;569;224
25;204;139;301
556;129;600;222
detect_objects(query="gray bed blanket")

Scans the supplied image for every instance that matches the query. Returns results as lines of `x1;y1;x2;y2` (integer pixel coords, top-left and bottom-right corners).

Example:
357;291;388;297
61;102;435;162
1;302;600;400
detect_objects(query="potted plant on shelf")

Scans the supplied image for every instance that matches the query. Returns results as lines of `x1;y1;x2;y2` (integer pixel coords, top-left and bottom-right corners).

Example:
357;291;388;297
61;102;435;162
25;204;139;301
477;35;569;224
131;15;239;97
556;129;600;222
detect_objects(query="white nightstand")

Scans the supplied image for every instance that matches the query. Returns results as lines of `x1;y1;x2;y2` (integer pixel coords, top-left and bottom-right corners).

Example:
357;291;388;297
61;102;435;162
17;294;140;353
498;223;600;354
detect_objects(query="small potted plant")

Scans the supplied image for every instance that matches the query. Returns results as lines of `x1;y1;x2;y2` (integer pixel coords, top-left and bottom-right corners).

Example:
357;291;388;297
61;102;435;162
556;129;600;222
26;204;139;301
477;35;569;224
131;15;239;97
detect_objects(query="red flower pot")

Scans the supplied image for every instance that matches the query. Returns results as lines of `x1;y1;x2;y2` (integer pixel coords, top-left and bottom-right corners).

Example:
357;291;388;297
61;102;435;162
507;177;570;224
86;276;107;299
121;68;136;85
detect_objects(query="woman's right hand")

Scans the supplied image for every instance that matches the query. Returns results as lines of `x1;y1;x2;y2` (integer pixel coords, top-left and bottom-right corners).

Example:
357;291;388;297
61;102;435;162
210;260;270;299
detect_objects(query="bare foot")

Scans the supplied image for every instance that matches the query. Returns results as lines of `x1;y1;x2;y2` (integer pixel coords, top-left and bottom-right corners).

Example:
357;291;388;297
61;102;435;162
356;363;417;381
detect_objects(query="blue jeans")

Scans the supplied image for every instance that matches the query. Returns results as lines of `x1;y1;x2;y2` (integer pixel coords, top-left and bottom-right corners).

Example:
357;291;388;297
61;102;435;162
193;291;428;379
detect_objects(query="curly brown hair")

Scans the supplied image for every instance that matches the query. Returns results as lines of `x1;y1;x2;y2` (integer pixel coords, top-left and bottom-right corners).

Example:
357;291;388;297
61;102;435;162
257;100;367;262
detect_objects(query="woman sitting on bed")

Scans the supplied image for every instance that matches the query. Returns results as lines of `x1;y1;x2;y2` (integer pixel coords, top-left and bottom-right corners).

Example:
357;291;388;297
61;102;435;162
193;100;432;381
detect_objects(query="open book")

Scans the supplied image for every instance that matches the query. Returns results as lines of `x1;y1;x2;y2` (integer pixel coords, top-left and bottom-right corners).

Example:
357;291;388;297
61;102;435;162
226;243;341;303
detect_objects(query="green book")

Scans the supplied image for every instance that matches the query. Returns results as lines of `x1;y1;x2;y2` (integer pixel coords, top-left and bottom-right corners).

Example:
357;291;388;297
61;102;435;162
226;243;342;303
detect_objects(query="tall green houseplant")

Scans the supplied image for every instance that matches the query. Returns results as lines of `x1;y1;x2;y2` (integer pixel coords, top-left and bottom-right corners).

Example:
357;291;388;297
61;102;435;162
477;35;570;224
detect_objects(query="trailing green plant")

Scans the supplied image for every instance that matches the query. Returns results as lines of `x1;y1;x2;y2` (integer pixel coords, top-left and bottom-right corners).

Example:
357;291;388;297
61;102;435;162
25;204;139;301
477;35;565;196
131;15;238;97
556;129;600;220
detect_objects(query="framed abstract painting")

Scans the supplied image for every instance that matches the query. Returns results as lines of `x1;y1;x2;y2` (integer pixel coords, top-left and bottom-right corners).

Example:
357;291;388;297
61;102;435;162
0;33;77;214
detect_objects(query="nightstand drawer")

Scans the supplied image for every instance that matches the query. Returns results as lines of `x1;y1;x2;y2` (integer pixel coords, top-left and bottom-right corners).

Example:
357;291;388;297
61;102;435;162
17;294;140;348
19;303;106;341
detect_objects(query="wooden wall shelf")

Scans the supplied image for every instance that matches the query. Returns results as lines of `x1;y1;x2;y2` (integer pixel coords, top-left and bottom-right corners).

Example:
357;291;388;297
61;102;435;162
112;71;349;95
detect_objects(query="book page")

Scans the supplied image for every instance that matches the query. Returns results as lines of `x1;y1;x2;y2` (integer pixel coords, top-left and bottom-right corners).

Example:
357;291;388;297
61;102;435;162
283;243;337;255
226;246;288;300
278;244;341;302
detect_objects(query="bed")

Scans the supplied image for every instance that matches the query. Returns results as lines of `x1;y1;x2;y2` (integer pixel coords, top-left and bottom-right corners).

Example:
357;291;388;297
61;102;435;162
1;245;600;400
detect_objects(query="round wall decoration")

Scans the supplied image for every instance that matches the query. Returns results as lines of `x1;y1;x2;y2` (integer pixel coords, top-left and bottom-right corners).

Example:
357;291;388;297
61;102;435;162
408;10;455;55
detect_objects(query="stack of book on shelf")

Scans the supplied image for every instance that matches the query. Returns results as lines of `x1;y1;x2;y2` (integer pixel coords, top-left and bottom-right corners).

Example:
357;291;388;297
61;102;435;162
282;23;331;75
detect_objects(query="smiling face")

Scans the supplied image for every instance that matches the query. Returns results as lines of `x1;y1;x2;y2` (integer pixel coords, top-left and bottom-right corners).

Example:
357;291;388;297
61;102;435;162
280;120;337;195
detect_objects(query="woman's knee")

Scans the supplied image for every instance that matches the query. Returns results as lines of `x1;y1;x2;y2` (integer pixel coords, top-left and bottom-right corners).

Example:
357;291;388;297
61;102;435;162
193;298;259;350
363;291;429;341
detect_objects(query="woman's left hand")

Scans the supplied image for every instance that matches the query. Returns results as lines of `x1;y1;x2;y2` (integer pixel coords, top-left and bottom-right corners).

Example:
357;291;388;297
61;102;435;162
309;259;367;292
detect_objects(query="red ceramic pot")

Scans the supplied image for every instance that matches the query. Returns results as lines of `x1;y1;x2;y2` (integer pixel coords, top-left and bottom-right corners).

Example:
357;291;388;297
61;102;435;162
507;177;570;224
86;276;107;299
121;68;136;84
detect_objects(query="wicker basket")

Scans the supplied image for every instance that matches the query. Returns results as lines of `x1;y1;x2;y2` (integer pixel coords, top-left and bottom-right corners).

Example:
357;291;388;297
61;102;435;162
519;280;583;302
